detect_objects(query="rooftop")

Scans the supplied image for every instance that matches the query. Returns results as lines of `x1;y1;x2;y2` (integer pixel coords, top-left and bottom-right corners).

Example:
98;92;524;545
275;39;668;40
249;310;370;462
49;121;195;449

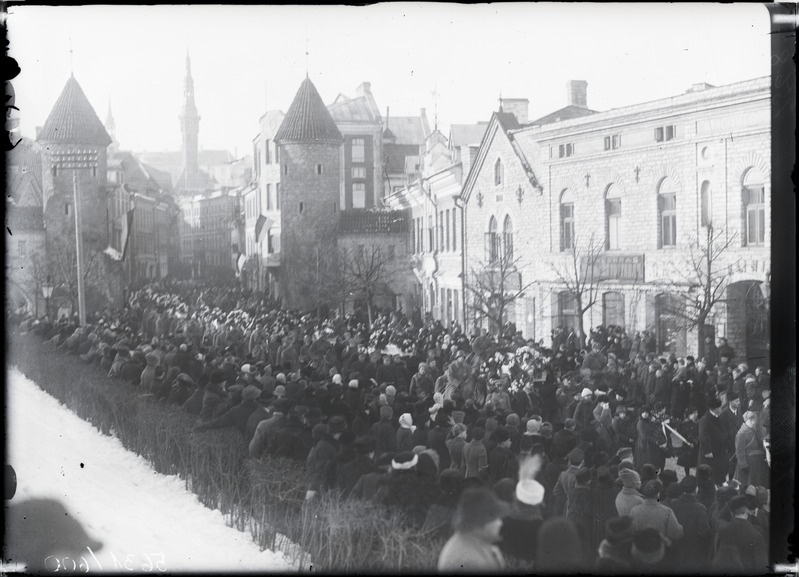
275;77;343;144
38;76;112;146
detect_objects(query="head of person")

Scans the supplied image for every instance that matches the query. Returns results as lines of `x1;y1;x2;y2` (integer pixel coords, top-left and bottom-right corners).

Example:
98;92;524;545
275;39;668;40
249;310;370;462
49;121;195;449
450;487;509;542
632;528;669;566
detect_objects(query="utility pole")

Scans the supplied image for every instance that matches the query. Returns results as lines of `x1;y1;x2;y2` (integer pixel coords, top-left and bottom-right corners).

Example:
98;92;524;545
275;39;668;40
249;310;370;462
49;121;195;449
52;150;98;326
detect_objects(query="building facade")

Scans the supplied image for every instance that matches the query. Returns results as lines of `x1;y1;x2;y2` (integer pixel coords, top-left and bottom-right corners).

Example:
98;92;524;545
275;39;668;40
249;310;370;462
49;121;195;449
462;77;770;365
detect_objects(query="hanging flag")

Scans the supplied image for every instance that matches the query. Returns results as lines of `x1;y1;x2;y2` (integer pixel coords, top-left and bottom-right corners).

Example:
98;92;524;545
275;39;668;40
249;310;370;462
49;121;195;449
121;208;135;262
254;214;272;244
235;252;247;277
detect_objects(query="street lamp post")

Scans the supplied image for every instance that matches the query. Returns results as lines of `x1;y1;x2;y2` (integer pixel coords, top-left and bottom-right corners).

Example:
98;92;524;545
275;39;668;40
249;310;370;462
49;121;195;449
42;277;54;321
52;150;98;326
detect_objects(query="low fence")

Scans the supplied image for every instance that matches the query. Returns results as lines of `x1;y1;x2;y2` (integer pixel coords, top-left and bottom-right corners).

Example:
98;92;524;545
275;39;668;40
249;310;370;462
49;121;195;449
8;333;444;572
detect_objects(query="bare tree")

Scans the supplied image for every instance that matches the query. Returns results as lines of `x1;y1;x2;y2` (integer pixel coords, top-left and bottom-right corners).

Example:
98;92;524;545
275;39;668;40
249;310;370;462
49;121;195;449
549;233;604;348
466;235;535;337
341;243;399;326
664;224;740;358
293;237;347;319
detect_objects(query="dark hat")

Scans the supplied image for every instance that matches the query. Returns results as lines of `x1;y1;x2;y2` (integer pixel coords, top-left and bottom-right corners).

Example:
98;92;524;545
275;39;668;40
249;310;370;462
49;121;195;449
632;528;668;564
696;464;713;479
375;452;395;468
492;427;510;444
640;479;663;499
353;436;377;454
706;397;722;409
564;418;577;429
242;385;261;401
327;415;348;434
567;447;584;465
726;391;739;401
305;407;323;425
492;478;517;504
605;516;635;545
679;475;698;493
592;451;610;468
452;487;511;531
727;494;750;513
271;398;292;413
658;469;678;485
391;451;418;470
209;369;227;384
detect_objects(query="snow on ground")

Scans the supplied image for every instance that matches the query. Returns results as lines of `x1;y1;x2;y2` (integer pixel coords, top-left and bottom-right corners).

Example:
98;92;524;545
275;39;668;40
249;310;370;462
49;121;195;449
5;366;297;573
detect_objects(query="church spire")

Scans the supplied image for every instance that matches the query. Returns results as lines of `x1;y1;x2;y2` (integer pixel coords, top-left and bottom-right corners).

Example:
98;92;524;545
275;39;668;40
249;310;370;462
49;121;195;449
105;97;118;152
180;51;200;174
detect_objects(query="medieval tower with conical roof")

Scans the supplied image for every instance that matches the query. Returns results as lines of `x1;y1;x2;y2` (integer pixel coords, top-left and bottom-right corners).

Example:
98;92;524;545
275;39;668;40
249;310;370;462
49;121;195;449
274;76;343;310
36;75;122;313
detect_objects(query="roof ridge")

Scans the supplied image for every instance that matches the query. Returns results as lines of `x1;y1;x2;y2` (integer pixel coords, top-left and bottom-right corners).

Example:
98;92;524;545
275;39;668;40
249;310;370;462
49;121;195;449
38;76;112;146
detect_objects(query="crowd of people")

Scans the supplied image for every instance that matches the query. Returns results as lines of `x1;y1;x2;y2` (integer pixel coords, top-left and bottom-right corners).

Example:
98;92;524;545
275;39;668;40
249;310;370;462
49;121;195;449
12;278;771;573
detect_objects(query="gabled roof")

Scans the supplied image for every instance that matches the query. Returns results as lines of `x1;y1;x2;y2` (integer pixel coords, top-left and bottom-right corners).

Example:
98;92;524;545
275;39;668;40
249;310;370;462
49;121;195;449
384;114;430;145
528;104;596;126
38;76;112;145
275;77;343;144
328;95;380;124
7;138;43;206
460;111;542;203
383;143;420;173
174;167;217;196
449;122;489;148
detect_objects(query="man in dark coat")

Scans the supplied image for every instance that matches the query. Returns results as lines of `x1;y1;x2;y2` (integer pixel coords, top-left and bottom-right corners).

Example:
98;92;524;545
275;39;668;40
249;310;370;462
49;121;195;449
336;436;377;497
720;393;744;481
552;418;579;458
713;495;768;575
698;398;728;486
487;428;518;485
669;476;711;573
248;398;290;458
199;370;229;423
374;452;439;529
195;385;261;437
305;416;346;499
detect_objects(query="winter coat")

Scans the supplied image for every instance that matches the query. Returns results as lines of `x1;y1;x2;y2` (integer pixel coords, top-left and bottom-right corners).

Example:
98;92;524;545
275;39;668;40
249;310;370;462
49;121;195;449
590;480;619;553
462;438;489;481
488;445;518;485
499;504;543;563
196;398;260;436
336;453;377;498
248;412;287;458
629;500;684;541
552;464;580;516
698;412;729;485
427;425;452;470
595;540;635;574
395;426;414;452
551;428;579;459
374;469;438;529
350;470;387;502
446;436;467;474
199;385;228;423
675;418;699;469
713;517;768;575
669;493;710;572
438;531;506;572
615;487;645;517
370;417;397;459
734;422;767;486
120;359;144;385
183;387;205;416
635;418;666;470
245;406;271;442
306;431;340;493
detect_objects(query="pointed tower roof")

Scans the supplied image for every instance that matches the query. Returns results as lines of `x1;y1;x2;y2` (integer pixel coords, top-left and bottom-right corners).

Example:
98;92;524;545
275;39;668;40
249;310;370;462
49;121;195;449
38;76;112;146
274;77;342;144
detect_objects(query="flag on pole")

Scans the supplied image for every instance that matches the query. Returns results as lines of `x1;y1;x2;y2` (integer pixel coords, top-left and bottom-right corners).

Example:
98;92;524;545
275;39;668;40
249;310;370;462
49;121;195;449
121;208;135;262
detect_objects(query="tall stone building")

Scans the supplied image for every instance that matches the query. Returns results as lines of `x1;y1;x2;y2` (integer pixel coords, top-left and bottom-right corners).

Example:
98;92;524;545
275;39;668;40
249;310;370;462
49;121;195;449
31;75;123;314
274;76;344;310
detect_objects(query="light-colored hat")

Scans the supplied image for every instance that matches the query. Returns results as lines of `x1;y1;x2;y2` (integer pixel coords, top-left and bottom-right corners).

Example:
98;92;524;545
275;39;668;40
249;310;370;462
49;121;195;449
348;378;359;389
515;479;545;506
332;374;342;385
581;387;593;398
398;413;414;429
276;373;286;384
385;385;396;396
241;364;253;374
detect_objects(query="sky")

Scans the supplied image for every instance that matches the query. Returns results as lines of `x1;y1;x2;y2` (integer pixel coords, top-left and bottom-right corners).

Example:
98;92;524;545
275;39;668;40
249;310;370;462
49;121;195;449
7;3;771;159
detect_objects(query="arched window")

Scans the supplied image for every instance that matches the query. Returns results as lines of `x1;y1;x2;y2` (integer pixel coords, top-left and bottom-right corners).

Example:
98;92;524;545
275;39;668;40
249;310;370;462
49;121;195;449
485;216;499;262
742;168;765;246
560;189;575;251
658;178;678;248
700;180;712;228
605;184;622;250
503;215;514;260
494;158;504;186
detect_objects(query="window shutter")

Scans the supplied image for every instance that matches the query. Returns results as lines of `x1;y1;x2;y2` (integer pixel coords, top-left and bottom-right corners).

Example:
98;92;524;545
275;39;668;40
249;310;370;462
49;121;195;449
604;136;611;151
655;127;664;142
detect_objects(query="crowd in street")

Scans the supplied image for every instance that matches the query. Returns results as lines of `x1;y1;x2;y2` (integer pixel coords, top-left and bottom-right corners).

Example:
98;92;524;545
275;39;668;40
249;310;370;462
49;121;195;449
12;278;771;573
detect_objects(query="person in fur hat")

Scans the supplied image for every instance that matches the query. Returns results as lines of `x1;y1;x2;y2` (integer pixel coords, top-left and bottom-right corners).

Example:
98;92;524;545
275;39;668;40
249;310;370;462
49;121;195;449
438;486;509;571
595;516;635;573
498;456;545;566
374;451;438;529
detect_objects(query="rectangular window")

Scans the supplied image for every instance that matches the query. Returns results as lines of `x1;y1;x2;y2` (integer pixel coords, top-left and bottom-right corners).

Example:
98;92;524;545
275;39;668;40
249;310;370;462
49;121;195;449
438;211;444;251
655;127;664;142
607;199;621;250
275;144;279;163
316;164;323;175
700;182;711;227
665;125;676;141
352;138;365;163
661;193;677;247
265;140;271;164
452;209;457;251
266;184;273;210
275;183;280;210
352;167;366;179
655;125;676;142
745;187;765;246
64;203;71;216
428;216;434;252
445;209;451;252
561;203;574;250
352;183;366;208
299;202;304;213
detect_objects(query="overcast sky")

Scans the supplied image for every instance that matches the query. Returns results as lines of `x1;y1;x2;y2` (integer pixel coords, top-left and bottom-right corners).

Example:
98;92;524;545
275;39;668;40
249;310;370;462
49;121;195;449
7;3;771;158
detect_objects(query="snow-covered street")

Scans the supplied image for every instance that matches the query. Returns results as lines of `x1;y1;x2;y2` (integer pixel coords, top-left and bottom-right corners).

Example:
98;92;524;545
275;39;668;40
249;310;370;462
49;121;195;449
4;366;296;573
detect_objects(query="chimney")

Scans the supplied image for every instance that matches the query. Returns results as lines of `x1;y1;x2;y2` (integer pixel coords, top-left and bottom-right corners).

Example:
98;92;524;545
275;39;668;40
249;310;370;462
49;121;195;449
357;81;371;96
501;98;529;124
567;80;588;108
